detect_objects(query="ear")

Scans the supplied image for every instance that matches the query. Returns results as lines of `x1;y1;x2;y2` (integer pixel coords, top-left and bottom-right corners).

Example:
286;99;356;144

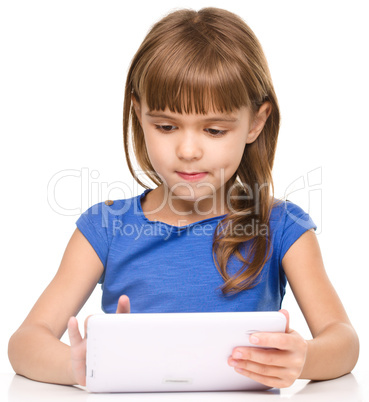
246;101;272;144
131;94;142;126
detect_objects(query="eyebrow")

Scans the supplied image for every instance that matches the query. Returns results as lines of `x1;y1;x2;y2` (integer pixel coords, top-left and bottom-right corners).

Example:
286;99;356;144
145;111;239;123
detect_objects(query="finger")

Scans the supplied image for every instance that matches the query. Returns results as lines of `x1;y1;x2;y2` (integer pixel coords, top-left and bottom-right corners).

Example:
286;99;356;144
248;331;296;350
116;295;131;314
68;317;82;347
279;309;290;333
231;347;290;367
229;356;286;379
233;366;292;389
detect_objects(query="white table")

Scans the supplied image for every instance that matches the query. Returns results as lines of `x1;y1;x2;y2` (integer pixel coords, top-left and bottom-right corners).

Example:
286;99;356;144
1;366;367;402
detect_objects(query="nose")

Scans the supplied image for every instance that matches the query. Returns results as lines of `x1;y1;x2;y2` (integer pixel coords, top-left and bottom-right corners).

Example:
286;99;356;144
176;132;203;161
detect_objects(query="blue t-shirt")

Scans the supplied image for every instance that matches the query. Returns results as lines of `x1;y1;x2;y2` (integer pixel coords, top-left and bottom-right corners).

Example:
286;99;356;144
76;189;316;313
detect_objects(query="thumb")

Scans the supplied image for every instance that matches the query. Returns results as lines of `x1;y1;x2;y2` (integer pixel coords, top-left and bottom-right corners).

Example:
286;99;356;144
279;309;290;333
116;295;131;314
68;316;82;347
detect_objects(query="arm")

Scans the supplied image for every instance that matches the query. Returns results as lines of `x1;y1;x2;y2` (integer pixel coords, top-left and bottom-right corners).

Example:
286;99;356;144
283;229;359;379
8;228;104;385
228;229;359;387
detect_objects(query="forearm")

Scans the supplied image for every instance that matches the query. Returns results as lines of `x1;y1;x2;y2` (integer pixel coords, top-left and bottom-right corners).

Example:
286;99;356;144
8;324;76;385
300;322;359;380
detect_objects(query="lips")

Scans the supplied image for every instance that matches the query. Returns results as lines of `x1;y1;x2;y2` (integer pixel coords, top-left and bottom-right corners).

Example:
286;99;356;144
176;171;208;182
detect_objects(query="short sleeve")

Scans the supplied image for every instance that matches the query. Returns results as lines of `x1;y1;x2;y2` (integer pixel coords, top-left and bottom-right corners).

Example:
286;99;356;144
76;202;109;282
278;201;317;265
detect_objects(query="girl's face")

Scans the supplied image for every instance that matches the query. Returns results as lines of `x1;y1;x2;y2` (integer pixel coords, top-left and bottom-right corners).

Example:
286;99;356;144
133;98;270;215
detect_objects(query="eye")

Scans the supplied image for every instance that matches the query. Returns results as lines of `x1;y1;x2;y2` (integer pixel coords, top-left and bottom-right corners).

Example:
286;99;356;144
155;125;177;133
204;128;227;137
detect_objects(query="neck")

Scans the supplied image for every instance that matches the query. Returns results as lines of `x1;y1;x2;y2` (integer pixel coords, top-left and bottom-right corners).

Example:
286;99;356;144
142;185;229;226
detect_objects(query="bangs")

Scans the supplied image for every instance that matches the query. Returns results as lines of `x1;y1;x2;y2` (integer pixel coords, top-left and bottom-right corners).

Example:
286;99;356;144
135;42;252;114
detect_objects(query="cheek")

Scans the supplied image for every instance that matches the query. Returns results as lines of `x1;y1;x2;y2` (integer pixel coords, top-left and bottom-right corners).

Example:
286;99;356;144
211;142;245;184
143;134;172;172
215;141;245;169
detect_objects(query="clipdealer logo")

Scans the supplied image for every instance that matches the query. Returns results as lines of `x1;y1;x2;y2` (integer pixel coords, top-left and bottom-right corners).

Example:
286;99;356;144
47;167;135;216
283;167;322;235
47;166;322;235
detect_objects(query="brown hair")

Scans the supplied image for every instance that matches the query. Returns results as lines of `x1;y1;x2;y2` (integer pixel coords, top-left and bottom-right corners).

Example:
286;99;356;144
123;7;281;294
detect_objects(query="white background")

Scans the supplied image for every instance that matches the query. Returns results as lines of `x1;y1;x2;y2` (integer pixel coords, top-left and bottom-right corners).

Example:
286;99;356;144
1;0;368;375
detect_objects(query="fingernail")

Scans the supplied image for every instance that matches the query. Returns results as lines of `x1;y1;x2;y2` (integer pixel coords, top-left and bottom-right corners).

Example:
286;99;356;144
250;335;259;344
229;359;237;367
233;351;243;359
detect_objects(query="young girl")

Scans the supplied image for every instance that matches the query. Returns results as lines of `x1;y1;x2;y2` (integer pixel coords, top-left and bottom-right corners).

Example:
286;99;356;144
8;7;359;390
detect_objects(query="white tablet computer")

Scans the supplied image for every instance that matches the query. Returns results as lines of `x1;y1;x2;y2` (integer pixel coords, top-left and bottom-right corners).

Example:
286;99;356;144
86;311;286;393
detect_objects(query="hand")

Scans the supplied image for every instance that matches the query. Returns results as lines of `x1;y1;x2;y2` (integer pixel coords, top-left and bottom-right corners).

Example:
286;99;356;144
67;295;130;386
227;310;308;388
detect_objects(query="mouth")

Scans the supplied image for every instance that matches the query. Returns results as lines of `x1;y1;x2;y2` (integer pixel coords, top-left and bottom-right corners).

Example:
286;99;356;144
176;171;208;182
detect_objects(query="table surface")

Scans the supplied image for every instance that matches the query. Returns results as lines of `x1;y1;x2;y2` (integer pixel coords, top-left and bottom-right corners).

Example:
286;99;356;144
1;366;367;402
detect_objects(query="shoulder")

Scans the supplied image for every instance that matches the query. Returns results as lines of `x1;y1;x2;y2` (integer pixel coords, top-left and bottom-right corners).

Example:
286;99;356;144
268;198;317;265
80;197;134;216
78;196;138;224
74;194;142;272
269;198;316;231
75;193;142;242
